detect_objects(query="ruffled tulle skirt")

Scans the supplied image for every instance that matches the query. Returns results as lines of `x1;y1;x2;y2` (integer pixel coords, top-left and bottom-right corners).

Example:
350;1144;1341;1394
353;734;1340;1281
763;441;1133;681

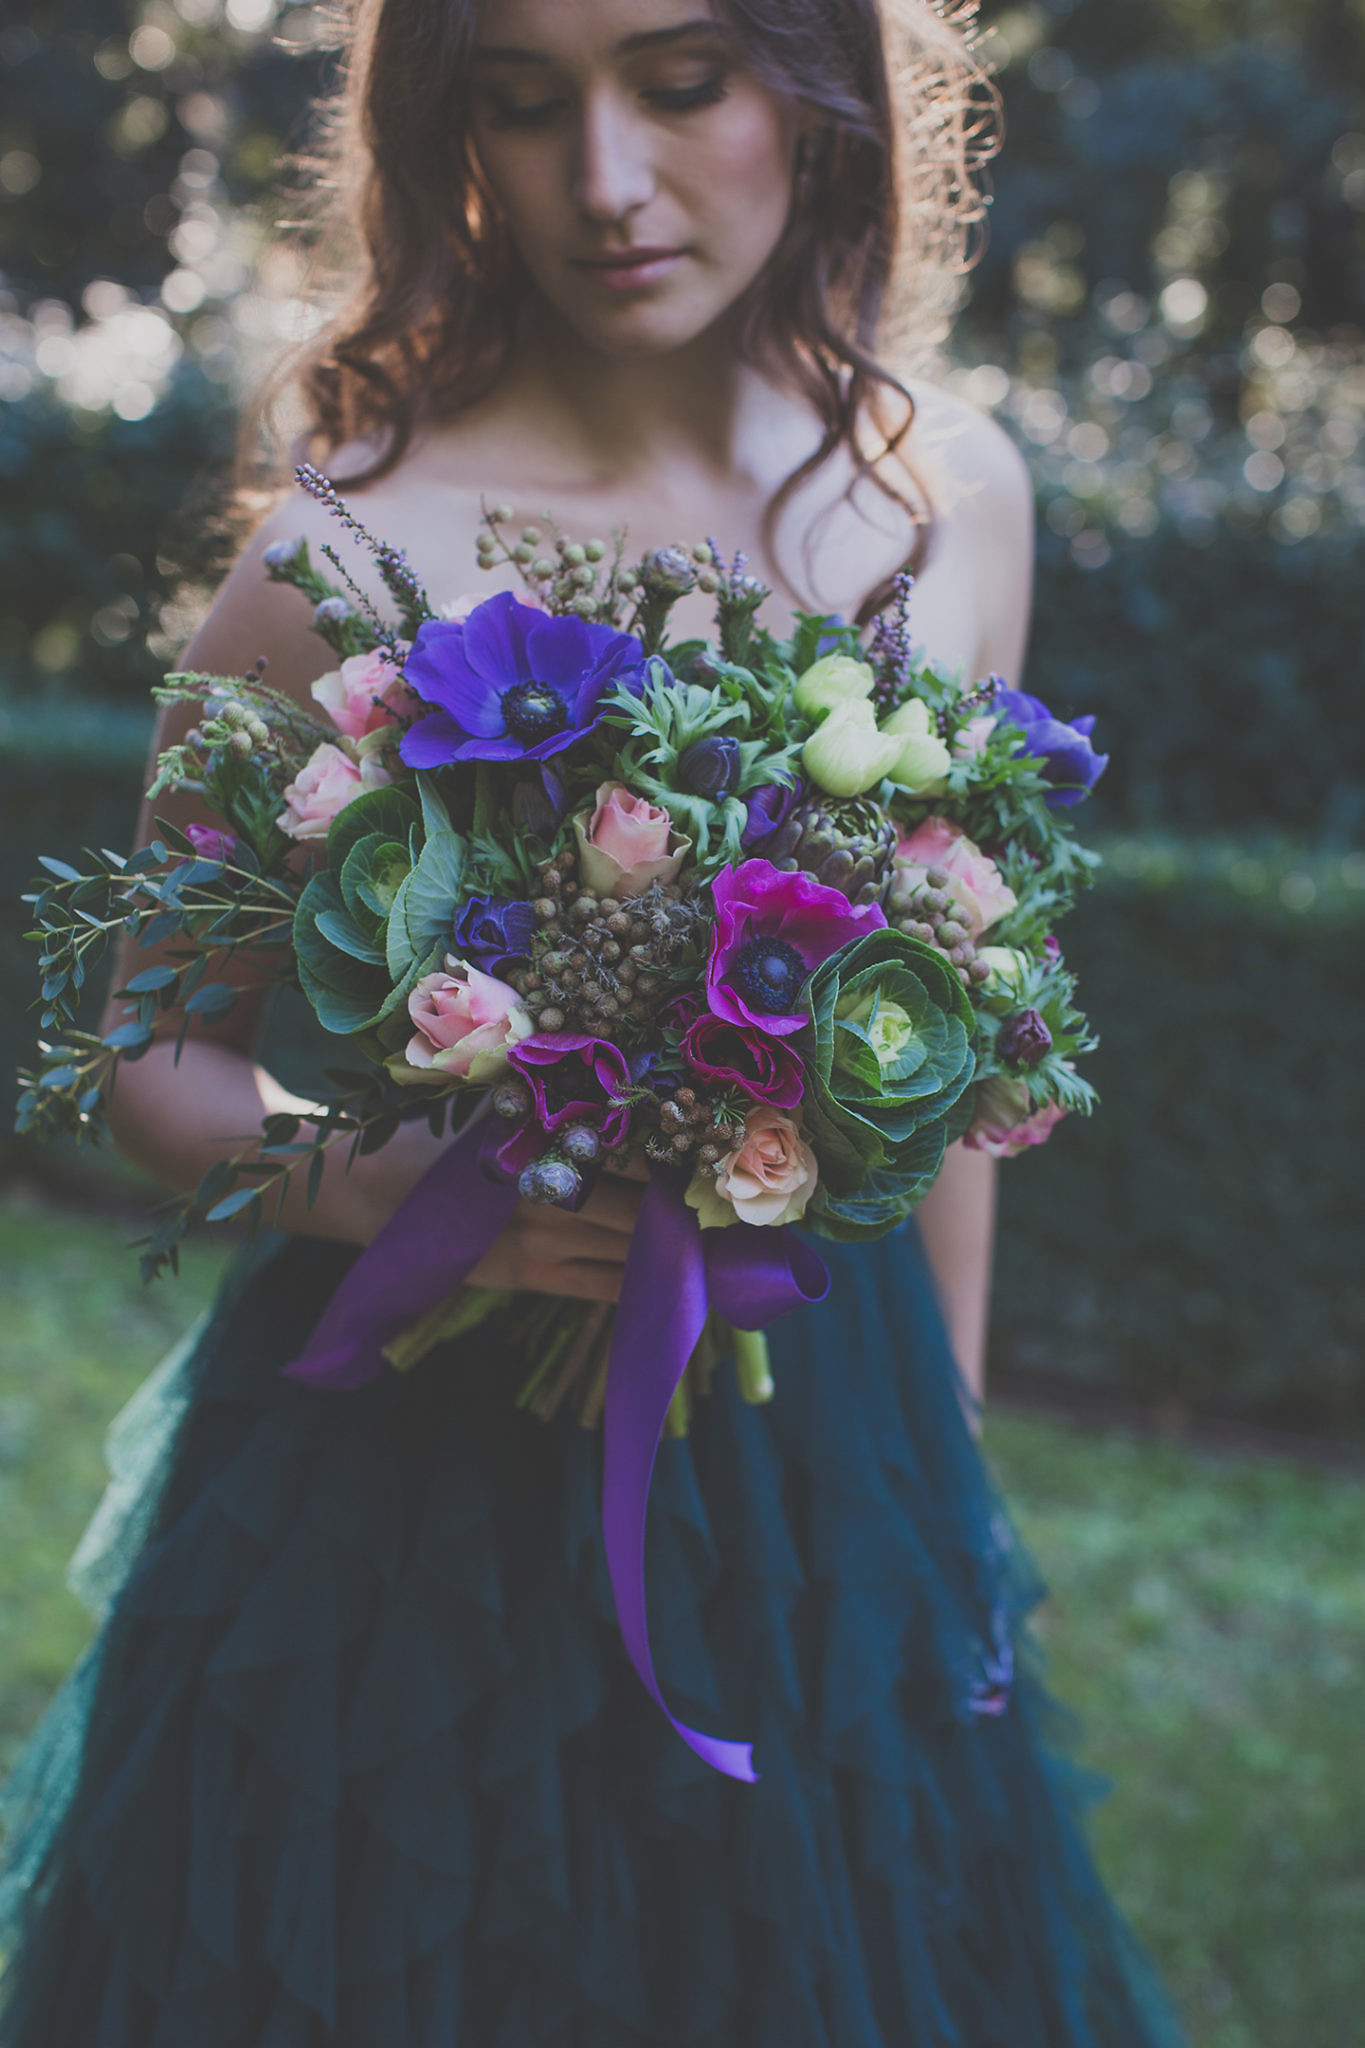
0;1222;1182;2047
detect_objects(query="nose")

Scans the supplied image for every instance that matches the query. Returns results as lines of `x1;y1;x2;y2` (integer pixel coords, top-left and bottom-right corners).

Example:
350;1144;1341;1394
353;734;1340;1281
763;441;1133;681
573;90;656;226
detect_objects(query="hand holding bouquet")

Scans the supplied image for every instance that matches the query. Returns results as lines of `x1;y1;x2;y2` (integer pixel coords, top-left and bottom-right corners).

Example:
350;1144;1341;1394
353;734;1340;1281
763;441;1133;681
21;468;1107;1777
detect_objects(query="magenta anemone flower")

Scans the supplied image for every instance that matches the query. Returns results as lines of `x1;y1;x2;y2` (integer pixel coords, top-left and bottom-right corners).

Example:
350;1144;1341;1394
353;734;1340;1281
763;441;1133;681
508;1034;633;1146
399;591;645;768
680;1012;806;1107
705;859;886;1037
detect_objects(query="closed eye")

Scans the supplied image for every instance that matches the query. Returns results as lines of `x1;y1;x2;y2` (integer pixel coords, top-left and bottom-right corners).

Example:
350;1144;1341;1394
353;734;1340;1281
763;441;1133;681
479;70;731;130
644;72;729;114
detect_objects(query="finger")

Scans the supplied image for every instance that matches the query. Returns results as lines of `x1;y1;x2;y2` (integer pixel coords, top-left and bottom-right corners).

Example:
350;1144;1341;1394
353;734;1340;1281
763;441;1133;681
520;1259;624;1305
602;1152;650;1184
575;1176;647;1233
516;1217;632;1267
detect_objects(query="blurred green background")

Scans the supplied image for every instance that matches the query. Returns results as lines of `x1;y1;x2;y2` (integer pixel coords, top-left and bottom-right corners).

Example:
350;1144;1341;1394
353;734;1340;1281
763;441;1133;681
1;5;1364;2043
4;0;1364;1427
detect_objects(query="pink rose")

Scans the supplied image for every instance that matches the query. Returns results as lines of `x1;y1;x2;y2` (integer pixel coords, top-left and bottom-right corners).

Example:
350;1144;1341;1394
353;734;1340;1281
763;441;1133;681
963;1075;1068;1159
277;742;392;842
895;815;1017;937
953;712;998;761
392;958;533;1085
311;648;416;739
574;780;689;899
687;1105;818;1229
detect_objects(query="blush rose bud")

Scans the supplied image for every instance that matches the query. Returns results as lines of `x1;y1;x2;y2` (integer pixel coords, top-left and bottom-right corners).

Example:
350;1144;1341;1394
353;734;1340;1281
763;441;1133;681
802;699;905;799
998;1007;1053;1068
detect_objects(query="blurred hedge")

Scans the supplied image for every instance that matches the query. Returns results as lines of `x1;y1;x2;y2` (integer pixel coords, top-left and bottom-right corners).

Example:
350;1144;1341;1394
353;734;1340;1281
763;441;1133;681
992;838;1365;1433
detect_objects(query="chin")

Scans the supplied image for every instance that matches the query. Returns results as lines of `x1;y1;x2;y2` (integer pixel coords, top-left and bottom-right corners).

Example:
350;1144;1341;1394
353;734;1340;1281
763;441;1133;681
546;280;741;362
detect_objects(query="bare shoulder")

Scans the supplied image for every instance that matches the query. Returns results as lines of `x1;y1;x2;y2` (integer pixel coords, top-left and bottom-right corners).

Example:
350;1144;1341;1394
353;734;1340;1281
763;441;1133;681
179;433;488;707
178;482;352;707
903;380;1032;538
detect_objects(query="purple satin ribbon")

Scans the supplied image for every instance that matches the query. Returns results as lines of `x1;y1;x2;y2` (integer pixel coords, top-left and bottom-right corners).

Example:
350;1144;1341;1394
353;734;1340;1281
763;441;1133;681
284;1110;519;1391
284;1118;829;1781
603;1175;829;1781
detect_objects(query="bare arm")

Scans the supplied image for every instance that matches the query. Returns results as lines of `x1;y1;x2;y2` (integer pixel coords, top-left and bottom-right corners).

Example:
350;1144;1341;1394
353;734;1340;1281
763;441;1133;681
99;489;643;1297
909;397;1036;1404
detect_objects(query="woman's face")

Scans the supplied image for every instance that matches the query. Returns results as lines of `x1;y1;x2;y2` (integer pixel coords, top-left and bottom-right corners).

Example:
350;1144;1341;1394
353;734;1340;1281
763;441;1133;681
467;0;799;358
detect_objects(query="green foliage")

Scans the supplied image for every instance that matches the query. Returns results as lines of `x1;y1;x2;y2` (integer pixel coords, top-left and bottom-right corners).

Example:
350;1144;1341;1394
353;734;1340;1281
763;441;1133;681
601;661;800;873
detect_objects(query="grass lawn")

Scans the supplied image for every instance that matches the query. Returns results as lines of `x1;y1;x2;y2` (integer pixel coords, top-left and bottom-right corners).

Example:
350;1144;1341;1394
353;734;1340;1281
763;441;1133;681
1;1201;1361;2046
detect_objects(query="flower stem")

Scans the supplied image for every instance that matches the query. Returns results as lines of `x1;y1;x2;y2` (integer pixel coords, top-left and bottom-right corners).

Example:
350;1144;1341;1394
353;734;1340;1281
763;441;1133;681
733;1328;774;1404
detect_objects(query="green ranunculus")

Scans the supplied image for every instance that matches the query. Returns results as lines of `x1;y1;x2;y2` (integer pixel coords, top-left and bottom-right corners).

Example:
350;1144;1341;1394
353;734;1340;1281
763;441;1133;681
797;927;978;1238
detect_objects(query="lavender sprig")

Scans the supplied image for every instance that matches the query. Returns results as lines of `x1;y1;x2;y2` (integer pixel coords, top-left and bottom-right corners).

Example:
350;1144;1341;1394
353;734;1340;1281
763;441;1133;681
294;463;435;637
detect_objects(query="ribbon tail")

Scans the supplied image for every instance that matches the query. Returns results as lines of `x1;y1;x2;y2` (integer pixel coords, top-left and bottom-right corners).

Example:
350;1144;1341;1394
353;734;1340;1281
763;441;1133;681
284;1107;520;1390
602;1177;759;1784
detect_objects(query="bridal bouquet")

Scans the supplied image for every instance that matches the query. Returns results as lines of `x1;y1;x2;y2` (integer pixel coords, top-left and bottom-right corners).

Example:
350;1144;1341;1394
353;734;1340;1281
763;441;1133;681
21;467;1106;1777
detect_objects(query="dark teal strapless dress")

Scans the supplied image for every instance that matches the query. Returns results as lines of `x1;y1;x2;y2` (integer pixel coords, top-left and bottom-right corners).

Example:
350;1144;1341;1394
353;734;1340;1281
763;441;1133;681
0;1222;1183;2047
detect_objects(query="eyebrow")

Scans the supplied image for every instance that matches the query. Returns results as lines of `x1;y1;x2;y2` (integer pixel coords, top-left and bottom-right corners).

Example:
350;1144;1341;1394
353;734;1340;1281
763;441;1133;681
472;18;726;65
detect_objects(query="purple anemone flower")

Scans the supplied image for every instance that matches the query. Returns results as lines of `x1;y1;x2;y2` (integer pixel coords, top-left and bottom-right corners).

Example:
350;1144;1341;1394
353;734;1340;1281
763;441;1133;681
706;858;886;1038
452;895;537;977
995;686;1109;809
508;1034;633;1146
399;591;645;769
741;776;802;848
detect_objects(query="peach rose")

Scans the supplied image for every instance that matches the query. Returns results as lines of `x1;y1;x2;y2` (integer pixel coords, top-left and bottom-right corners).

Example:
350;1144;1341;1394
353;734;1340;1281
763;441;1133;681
963;1075;1068;1159
574;780;689;899
390;958;533;1085
686;1105;818;1230
311;648;415;739
277;742;392;842
895;815;1017;938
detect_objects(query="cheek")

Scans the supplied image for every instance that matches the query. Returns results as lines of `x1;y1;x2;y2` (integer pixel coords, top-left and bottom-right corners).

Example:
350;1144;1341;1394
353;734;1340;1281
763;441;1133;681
680;93;795;266
474;139;568;255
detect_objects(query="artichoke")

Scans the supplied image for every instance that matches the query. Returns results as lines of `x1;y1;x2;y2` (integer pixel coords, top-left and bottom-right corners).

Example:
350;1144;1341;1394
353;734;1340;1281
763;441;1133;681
761;795;897;907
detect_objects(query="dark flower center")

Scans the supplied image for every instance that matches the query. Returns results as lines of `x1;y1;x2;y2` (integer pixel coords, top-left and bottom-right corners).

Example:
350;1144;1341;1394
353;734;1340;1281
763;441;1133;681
502;679;569;745
733;934;807;1015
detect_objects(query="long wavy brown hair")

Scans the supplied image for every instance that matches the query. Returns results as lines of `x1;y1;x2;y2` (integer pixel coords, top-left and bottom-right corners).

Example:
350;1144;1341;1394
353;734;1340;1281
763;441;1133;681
250;0;998;597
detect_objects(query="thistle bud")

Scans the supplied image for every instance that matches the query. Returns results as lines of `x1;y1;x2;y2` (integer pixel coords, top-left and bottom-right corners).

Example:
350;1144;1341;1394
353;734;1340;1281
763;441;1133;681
640;546;696;596
883;697;952;795
999;1007;1053;1069
313;596;351;628
561;1123;601;1166
792;653;876;722
492;1081;533;1121
802;699;904;799
518;1158;582;1205
562;542;587;566
678;734;742;799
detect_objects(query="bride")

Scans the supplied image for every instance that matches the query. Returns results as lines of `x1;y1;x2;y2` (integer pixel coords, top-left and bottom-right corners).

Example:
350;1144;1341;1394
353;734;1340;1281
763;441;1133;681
0;3;1183;2043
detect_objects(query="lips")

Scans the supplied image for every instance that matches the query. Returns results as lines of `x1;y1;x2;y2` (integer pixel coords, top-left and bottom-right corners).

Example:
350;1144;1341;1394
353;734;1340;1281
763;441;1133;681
575;246;685;272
